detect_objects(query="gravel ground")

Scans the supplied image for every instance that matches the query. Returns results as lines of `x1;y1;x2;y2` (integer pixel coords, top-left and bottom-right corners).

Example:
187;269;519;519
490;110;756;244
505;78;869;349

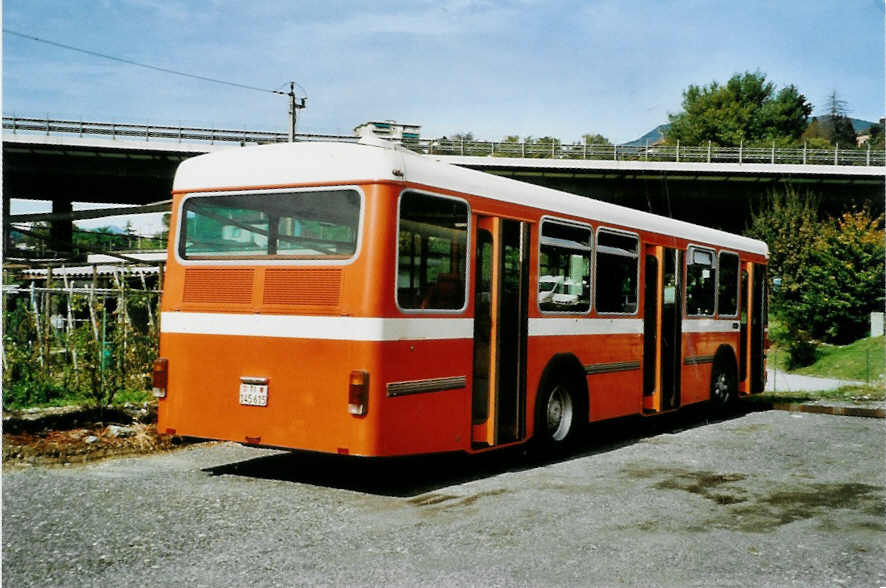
3;408;884;587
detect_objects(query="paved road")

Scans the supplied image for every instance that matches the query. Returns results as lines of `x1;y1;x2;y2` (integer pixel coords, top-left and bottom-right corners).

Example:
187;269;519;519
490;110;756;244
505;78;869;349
766;368;868;393
4;409;884;587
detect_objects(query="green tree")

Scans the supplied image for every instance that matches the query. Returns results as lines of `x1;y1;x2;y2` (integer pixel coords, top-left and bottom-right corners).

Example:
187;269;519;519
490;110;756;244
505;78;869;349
494;135;523;157
826;91;856;146
530;136;561;158
746;187;823;366
868;123;885;148
665;71;812;146
801;119;830;145
747;188;885;364
73;226;120;252
436;132;475;155
747;187;822;311
581;133;611;145
799;210;885;343
124;220;136;248
154;212;172;245
802;92;856;147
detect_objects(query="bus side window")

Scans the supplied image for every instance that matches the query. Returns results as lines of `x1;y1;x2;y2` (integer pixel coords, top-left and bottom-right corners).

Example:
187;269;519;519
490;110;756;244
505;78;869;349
717;251;739;316
686;247;716;316
397;191;469;311
595;229;639;314
538;220;592;313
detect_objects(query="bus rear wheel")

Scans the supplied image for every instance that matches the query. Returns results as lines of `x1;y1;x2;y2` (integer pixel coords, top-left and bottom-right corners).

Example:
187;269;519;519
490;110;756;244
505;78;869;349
535;377;581;448
710;360;737;410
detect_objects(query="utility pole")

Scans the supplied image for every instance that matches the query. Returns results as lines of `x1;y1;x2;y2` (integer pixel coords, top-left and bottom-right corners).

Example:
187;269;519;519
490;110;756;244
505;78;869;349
286;82;306;142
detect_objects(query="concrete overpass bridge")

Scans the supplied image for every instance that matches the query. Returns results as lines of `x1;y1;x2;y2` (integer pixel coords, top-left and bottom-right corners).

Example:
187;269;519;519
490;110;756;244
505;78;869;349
4;117;884;251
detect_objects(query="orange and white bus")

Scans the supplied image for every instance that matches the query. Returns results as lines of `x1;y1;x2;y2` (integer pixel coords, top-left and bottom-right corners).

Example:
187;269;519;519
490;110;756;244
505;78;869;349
155;138;768;456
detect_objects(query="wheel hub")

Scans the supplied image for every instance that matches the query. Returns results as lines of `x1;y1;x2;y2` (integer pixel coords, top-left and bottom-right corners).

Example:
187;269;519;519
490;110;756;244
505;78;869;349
713;371;730;403
546;386;573;442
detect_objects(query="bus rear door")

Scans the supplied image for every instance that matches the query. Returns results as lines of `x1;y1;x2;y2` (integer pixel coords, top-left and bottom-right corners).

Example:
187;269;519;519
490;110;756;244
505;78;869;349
643;246;682;412
472;217;529;447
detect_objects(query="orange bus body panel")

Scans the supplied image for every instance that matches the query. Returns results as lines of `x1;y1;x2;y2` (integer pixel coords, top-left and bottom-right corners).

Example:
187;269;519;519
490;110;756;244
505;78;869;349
682;330;741;405
158;333;473;456
159;334;377;454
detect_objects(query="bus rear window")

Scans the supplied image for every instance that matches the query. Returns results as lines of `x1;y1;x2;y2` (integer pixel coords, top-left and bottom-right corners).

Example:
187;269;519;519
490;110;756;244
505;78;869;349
179;189;361;260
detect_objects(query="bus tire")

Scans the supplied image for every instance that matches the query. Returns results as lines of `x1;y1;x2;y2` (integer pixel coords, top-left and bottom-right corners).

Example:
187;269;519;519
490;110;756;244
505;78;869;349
710;352;737;410
535;375;582;449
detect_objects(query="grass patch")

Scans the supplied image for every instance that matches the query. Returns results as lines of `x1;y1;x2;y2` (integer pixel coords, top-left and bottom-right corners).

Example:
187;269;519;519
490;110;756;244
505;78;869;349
2;386;154;412
112;388;155;405
768;336;885;382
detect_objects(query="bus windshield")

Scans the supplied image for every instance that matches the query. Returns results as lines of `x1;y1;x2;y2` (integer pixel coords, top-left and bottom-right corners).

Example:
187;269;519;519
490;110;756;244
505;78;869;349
179;189;361;260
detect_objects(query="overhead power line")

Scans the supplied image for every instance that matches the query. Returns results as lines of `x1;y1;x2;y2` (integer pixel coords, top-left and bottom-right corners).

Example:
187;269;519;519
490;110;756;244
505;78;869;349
3;28;299;97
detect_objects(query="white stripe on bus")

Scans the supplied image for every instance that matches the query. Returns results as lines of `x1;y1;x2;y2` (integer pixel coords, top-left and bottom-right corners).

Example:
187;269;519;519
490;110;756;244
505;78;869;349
681;318;740;333
527;317;643;336
161;313;648;341
160;312;474;341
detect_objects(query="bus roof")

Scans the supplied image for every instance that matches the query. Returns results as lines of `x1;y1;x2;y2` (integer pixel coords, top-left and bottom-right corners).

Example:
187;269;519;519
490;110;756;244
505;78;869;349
173;140;768;257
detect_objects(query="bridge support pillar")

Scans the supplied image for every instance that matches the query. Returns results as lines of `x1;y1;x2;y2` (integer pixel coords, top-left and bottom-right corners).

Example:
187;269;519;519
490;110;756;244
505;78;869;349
51;198;73;254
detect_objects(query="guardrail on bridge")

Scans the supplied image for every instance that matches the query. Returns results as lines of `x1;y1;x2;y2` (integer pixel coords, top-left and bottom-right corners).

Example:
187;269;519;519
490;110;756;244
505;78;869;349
4;116;884;167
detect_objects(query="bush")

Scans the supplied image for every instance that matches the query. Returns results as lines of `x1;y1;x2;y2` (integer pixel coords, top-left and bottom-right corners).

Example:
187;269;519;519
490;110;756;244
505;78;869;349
799;210;885;343
3;375;72;410
2;287;159;410
785;338;818;369
747;188;885;353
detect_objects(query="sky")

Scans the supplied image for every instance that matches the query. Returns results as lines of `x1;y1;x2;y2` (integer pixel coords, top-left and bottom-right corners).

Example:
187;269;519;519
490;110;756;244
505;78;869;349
3;0;885;235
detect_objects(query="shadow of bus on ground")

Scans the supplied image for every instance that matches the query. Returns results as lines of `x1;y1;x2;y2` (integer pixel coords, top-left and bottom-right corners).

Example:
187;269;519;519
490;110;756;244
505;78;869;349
202;402;754;497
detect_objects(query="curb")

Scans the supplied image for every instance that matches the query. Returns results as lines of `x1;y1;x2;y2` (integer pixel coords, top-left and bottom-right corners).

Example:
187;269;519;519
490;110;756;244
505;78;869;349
769;402;885;419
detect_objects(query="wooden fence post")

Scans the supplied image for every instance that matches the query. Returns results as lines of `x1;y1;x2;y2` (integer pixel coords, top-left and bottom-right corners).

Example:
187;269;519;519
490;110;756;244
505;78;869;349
63;271;79;375
89;266;99;340
139;271;154;330
43;267;53;374
29;282;42;366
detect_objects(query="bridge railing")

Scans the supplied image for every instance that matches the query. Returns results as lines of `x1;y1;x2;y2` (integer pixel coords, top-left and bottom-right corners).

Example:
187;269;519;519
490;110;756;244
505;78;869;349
2;116;356;146
424;139;885;167
4;116;884;166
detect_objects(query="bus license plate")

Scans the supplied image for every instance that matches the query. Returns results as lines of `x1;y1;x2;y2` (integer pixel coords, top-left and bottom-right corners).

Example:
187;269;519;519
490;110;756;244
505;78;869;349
239;382;268;406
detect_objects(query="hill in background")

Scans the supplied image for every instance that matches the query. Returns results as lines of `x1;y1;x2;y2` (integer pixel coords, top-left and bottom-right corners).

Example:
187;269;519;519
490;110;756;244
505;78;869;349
625;124;670;146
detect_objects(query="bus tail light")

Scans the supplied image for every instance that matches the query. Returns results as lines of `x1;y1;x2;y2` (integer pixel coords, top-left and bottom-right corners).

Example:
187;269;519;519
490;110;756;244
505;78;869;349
348;370;369;416
152;358;169;398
